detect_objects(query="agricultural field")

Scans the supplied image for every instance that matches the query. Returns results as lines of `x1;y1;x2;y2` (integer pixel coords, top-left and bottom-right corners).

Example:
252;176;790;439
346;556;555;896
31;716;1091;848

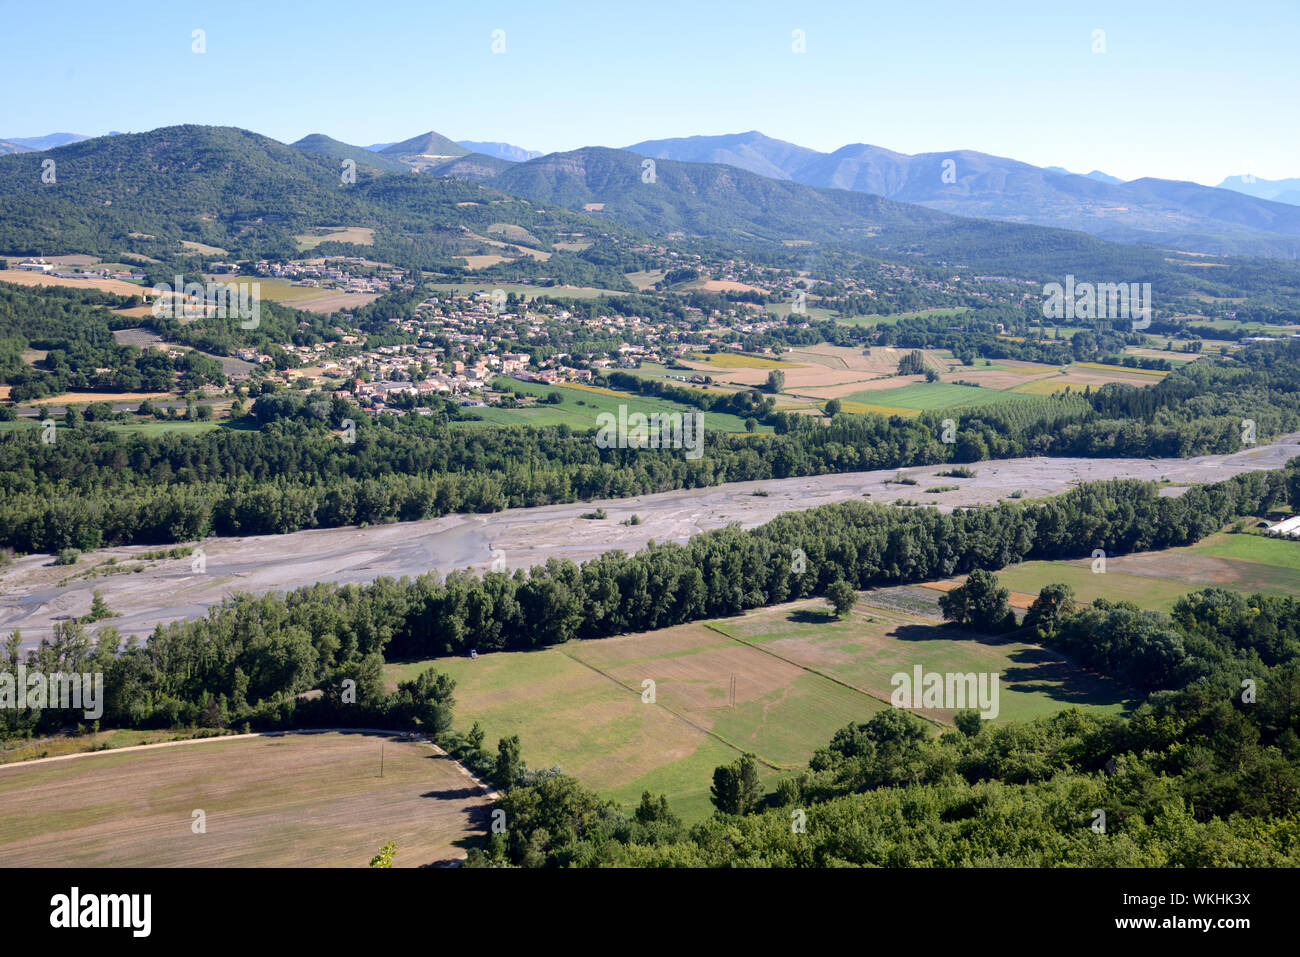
465;375;768;433
691;343;932;394
625;269;665;289
615;361;814;409
0;269;146;297
990;530;1300;613
21;390;174;407
834;307;967;327
686;351;794;370
1;728;221;766
838;381;1026;415
0;732;492;867
387;594;1131;822
761;301;839;321
180;240;228;256
203;275;384;313
292;226;376;250
462;231;551;262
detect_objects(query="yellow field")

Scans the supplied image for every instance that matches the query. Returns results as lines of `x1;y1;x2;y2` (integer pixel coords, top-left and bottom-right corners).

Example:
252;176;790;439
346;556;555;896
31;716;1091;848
688;352;799;370
0;269;146;297
180;240;228;255
292;226;375;250
689;279;767;294
460;254;510;269
838;400;921;417
559;381;645;399
26;391;173;405
1075;362;1169;377
1009;379;1078;395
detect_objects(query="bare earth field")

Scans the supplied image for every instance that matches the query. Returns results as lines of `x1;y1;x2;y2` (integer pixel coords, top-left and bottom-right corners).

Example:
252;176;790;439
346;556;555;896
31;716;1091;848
690;344;919;391
0;269;145;296
23;390;173;406
291;290;383;313
0;731;492;867
1;434;1296;648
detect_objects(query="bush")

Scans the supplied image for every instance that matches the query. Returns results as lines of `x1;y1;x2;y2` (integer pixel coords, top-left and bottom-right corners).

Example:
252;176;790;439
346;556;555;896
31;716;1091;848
54;548;80;566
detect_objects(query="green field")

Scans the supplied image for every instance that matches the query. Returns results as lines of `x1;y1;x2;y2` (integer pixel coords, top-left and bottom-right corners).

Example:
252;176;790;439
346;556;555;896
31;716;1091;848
841;381;1028;411
464;376;769;433
2;418;238;436
387;594;1131;822
995;531;1300;613
762;302;838;321
104;420;224;436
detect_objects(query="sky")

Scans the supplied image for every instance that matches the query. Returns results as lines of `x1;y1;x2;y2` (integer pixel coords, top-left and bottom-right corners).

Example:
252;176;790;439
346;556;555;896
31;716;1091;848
1;0;1295;186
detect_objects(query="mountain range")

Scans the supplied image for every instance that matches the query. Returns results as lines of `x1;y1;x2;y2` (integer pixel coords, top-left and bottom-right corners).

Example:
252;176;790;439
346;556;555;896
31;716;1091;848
1;124;1297;274
8;125;1297;257
624;132;1300;256
1216;175;1300;207
1;125;1178;283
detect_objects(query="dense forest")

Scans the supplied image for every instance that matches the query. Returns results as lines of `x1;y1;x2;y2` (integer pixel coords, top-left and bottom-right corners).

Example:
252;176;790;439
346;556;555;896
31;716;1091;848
0;284;226;400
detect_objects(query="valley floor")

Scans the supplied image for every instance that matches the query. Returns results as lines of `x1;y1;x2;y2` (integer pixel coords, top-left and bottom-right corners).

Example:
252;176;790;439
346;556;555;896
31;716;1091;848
2;433;1297;648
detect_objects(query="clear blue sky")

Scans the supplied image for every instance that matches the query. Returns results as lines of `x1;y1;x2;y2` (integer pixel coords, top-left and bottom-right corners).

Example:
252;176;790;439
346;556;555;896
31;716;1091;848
1;0;1294;185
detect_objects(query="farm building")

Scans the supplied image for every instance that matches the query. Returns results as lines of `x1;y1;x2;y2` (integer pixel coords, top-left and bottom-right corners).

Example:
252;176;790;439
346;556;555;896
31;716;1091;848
1265;515;1300;538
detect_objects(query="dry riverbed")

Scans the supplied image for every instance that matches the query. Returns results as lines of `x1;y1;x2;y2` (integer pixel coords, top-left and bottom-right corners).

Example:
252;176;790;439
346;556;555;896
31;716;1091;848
2;436;1296;648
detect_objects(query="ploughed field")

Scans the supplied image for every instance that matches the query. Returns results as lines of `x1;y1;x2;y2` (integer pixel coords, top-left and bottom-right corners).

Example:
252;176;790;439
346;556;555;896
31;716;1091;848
0;732;491;867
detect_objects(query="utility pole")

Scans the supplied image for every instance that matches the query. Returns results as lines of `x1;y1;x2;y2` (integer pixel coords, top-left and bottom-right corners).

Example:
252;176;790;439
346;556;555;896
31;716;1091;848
380;741;385;778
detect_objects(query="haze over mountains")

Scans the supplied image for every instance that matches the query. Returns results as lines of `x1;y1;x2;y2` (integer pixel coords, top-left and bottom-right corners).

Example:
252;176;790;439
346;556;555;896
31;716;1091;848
1217;174;1300;207
314;126;1300;257
626;131;1300;256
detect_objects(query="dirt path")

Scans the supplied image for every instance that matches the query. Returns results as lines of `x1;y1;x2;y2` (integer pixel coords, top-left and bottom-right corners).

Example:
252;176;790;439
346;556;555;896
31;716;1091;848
0;728;500;800
2;434;1296;648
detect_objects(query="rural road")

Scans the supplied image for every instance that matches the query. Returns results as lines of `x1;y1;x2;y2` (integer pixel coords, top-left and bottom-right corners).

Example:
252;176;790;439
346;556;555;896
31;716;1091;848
2;434;1297;648
0;729;500;802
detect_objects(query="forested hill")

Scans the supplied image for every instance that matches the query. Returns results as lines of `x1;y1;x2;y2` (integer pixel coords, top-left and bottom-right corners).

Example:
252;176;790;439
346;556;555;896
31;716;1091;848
0;126;632;265
2;125;1287;282
467;146;951;242
442;146;1193;275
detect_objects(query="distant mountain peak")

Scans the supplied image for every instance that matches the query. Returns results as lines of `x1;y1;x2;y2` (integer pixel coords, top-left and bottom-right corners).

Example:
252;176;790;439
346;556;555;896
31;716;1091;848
0;132;91;151
1217;174;1300;206
291;133;409;173
380;131;470;159
457;140;542;163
